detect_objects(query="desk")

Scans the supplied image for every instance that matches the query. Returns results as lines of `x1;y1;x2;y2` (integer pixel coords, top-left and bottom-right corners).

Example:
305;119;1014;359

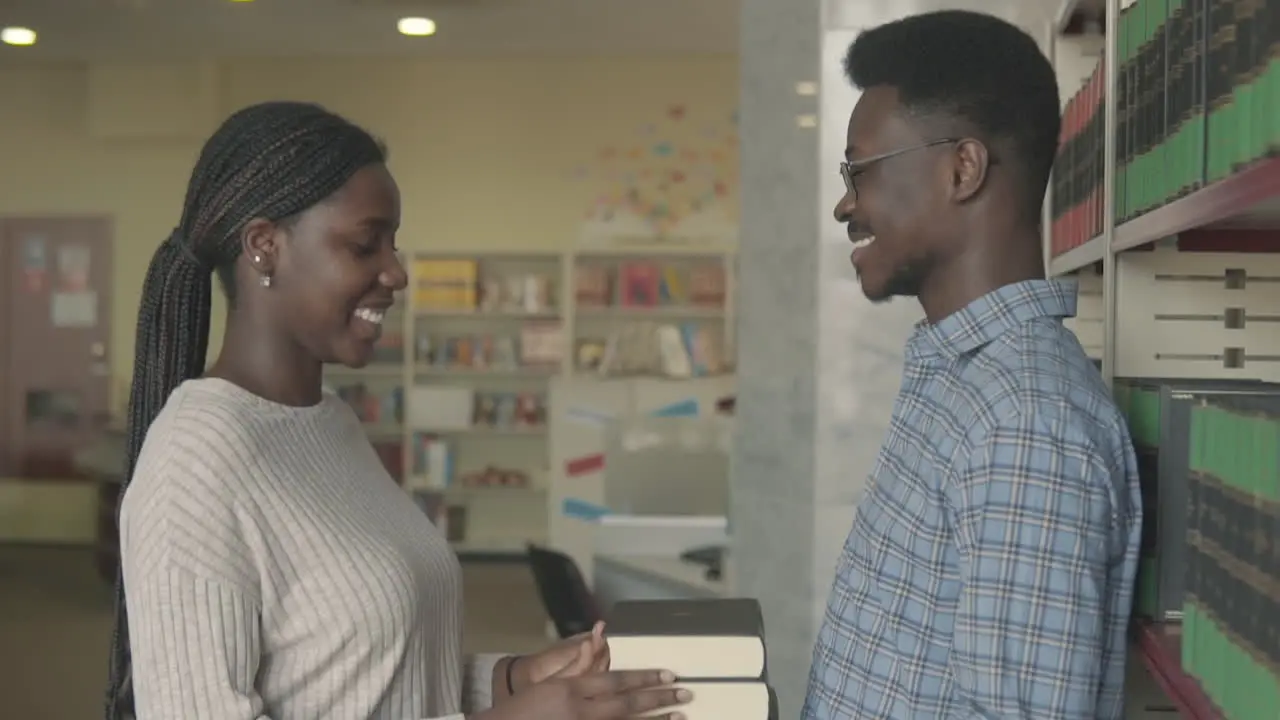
73;430;125;583
593;554;730;616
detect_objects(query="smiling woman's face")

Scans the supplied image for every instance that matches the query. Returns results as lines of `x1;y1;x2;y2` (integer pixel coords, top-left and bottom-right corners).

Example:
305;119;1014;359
246;163;408;368
834;86;951;303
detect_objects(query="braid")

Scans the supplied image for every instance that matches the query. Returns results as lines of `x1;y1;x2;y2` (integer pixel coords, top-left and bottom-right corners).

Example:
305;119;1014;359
104;101;385;719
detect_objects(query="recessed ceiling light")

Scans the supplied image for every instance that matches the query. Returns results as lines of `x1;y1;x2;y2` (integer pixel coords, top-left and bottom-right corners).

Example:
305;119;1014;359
1;26;37;46
397;17;436;37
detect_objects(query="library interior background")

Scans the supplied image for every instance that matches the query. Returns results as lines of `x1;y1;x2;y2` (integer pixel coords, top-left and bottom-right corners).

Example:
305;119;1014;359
0;0;1273;718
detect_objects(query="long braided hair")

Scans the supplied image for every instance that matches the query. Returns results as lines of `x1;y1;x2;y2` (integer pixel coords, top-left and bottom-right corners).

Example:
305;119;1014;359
105;101;386;719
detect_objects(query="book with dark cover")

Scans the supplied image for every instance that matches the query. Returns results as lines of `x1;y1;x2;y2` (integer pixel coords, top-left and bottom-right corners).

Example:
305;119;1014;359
1190;0;1207;189
1206;0;1237;181
1117;4;1130;222
1154;0;1169;210
607;598;767;682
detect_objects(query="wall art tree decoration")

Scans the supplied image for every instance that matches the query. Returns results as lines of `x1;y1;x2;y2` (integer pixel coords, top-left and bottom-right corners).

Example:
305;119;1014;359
570;105;739;245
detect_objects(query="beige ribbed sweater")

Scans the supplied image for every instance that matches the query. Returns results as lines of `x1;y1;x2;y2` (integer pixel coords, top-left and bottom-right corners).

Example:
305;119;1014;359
119;378;499;720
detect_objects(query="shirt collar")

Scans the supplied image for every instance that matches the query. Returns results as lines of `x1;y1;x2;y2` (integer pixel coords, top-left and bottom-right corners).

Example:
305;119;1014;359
906;278;1078;361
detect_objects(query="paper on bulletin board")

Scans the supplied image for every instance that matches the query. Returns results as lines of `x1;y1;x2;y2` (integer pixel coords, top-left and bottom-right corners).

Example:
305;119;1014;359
51;291;98;328
22;235;47;292
56;244;92;292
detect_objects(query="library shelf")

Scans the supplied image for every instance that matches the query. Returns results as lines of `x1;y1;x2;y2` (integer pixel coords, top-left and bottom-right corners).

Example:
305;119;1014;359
1114;156;1280;253
1048;234;1105;277
1134;620;1222;720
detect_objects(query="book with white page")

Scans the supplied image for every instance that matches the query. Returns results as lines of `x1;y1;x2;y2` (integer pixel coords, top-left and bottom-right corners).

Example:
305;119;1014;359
607;598;775;720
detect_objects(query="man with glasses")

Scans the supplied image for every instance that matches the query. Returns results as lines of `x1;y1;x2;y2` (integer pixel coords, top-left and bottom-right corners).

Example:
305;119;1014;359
802;10;1141;720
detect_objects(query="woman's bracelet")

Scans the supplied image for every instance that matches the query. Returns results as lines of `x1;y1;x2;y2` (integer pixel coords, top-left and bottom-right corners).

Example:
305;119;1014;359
504;655;522;696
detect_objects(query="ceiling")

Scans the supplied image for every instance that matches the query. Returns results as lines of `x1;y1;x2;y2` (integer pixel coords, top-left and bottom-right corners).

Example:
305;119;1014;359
0;0;742;59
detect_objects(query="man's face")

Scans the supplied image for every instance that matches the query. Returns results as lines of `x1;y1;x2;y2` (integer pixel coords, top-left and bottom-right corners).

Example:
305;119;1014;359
833;86;951;302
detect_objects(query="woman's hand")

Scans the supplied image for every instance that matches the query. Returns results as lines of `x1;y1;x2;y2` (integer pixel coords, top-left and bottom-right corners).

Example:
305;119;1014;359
506;621;610;695
478;669;690;720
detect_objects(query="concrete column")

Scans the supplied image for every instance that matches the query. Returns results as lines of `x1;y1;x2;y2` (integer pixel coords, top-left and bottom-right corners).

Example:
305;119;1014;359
733;1;1062;715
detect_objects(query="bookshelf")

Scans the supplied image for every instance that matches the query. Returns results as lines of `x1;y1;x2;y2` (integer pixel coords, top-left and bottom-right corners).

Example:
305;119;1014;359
333;247;735;557
1046;1;1280;718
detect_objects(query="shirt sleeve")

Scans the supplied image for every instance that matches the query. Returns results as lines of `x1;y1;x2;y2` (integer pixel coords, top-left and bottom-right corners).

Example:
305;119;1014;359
943;414;1116;720
126;565;273;719
462;653;505;713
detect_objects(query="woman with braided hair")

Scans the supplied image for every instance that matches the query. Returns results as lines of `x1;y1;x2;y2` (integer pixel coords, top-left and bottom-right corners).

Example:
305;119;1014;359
106;101;690;720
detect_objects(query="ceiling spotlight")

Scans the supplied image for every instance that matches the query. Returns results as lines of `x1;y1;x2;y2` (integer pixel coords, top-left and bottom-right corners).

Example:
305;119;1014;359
1;26;37;46
397;17;436;37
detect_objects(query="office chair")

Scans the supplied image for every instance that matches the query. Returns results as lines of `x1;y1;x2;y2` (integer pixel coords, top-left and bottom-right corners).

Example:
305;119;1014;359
525;543;603;639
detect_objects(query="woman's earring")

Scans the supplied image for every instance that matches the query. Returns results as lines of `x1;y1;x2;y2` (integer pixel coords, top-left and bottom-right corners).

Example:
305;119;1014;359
260;275;272;288
253;255;261;263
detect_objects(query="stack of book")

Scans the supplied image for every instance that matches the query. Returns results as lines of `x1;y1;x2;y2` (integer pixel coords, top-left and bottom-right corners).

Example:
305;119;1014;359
1184;389;1280;719
605;598;776;719
1114;0;1280;224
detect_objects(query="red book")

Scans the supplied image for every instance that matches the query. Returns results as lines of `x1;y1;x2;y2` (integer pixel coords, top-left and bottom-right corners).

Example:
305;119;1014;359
1094;59;1104;242
1087;63;1098;244
1064;92;1075;251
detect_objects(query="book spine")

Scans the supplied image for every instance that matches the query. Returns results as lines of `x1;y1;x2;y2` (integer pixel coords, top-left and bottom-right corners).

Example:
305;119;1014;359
1069;93;1080;249
1209;0;1238;181
1185;399;1204;680
1096;57;1106;239
1232;0;1256;169
1270;0;1280;152
1156;0;1169;210
1174;0;1190;197
1121;6;1131;221
1192;0;1208;188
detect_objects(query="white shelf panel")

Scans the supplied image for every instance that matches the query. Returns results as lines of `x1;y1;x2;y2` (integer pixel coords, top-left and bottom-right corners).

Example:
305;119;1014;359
1115;248;1280;382
576;306;725;320
414;426;547;437
413;365;557;378
1064;267;1104;360
416;310;561;320
408;247;736;562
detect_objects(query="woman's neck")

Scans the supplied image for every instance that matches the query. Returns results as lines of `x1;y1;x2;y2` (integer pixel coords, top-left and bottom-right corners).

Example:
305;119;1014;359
207;310;324;407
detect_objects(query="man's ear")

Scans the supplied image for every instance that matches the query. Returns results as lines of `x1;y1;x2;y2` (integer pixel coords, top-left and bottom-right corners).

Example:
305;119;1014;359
951;138;990;203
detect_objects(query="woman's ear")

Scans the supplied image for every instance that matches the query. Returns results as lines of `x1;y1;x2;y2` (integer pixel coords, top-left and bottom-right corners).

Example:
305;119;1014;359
240;218;281;277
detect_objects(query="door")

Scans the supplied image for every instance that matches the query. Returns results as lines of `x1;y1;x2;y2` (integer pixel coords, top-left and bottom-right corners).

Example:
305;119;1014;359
0;217;113;480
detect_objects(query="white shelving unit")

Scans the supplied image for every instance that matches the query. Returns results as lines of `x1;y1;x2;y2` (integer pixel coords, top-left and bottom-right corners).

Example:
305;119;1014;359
1045;0;1280;386
1045;1;1280;718
367;246;736;557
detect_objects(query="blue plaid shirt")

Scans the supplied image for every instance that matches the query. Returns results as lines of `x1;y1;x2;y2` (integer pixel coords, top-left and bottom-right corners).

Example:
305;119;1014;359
803;279;1141;720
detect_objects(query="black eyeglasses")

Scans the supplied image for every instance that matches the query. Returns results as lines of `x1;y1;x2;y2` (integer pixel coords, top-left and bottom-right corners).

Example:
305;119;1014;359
839;138;960;198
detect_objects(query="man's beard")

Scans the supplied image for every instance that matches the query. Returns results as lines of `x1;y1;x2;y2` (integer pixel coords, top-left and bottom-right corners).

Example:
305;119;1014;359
863;258;929;303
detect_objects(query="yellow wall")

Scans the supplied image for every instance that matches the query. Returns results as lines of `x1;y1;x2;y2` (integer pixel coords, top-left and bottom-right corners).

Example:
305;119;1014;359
0;56;739;414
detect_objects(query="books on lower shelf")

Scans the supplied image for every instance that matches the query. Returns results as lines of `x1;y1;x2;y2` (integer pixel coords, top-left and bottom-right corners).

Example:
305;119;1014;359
582;321;727;378
1115;377;1280;717
1183;388;1280;719
607;598;776;720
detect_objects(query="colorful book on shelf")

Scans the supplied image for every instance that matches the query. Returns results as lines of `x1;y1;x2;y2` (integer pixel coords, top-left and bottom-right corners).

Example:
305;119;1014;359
519;322;564;366
575;264;612;307
688;264;725;307
619;262;661;307
413;258;478;310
